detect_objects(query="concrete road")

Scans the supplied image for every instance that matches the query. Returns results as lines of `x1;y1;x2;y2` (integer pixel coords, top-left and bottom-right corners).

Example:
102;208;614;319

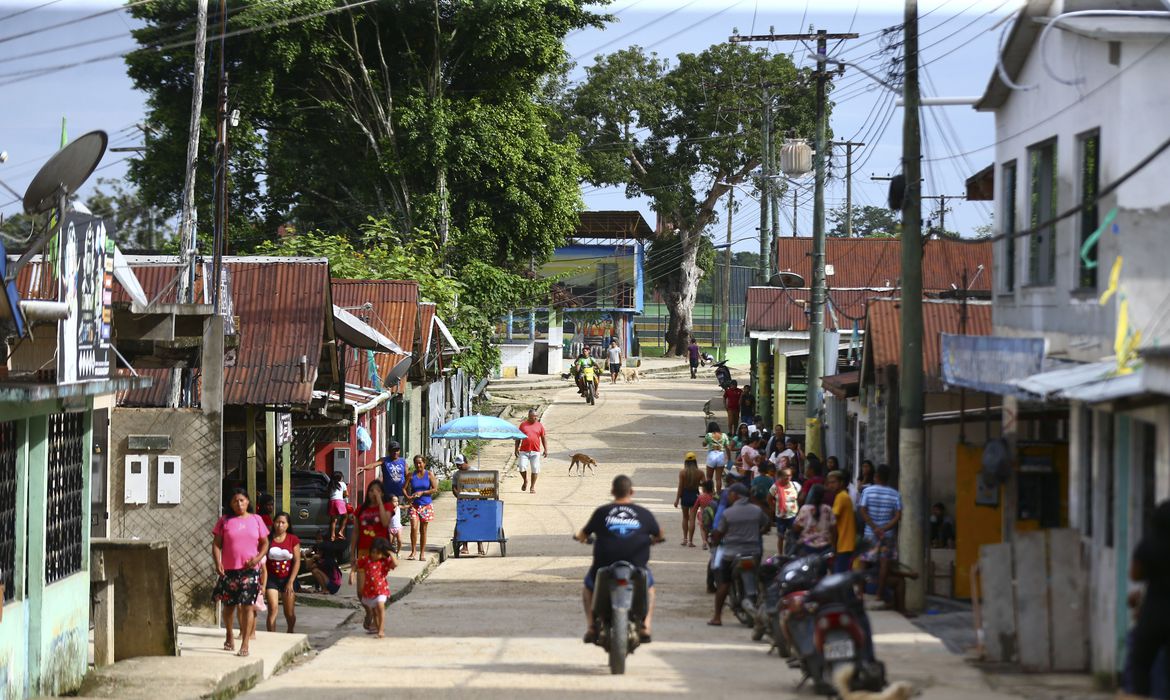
247;376;1019;700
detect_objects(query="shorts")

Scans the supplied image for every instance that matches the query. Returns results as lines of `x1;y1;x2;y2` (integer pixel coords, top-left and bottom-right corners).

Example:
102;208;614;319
329;499;347;517
609;363;621;373
714;553;759;585
362;595;387;607
689;358;699;368
832;551;855;574
680;488;699;509
410;503;435;523
518;451;542;473
266;574;292;592
775;516;796;536
706;450;726;469
862;533;898;563
584;567;654;592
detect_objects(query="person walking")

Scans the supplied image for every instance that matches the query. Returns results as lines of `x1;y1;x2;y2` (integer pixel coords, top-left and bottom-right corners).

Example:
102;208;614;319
703;421;731;494
403;455;437;561
768;463;801;555
212;489;269;657
826;470;857;573
687;336;701;379
859;463;903;606
739;385;755;426
514;407;549;494
264;512;301;633
607;340;622;385
708;483;770;626
792;483;836;556
723;380;743;432
351;480;391;630
674;452;704;547
1126;500;1170;697
350;537;396;639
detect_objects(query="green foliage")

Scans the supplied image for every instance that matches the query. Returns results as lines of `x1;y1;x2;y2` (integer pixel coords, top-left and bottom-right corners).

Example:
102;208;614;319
84;179;170;250
827;204;900;238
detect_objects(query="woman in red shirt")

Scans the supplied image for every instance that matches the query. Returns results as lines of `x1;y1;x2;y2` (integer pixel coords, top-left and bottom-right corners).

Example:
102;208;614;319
264;512;301;633
351;481;391;631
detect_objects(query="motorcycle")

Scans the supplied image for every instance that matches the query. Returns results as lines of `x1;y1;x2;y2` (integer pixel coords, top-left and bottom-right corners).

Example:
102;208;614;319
726;552;761;627
713;360;732;389
775;551;834;690
753;553;790;647
808;571;887;695
581;364;598;405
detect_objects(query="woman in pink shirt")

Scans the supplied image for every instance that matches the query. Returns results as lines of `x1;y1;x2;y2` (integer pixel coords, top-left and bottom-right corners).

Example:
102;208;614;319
213;488;269;656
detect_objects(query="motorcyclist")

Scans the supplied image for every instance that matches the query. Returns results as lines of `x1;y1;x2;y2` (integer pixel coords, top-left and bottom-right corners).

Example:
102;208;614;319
708;482;770;626
572;346;602;398
575;475;664;643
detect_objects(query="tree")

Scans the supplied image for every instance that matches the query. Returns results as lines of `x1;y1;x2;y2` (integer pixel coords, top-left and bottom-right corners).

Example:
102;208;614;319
563;44;816;354
84;179;170;251
827;204;899;238
973;223;994;239
124;0;601;267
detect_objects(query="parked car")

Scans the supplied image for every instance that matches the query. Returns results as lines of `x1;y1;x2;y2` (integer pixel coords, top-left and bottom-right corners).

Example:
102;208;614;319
222;470;352;554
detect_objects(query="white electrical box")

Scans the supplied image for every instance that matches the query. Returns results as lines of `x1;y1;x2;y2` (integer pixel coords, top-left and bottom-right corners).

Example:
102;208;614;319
333;447;351;473
157;455;182;504
124;455;149;504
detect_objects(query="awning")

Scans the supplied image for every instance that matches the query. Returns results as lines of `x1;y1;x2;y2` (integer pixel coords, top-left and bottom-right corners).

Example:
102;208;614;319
822;371;860;399
1010;360;1161;405
1011;361;1113;401
333;304;406;354
432;314;461;353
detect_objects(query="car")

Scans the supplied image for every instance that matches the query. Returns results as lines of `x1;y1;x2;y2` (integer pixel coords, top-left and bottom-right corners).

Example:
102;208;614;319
222;469;352;551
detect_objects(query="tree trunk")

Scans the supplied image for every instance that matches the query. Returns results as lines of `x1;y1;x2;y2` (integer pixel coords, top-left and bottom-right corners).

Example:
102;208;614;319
663;231;701;355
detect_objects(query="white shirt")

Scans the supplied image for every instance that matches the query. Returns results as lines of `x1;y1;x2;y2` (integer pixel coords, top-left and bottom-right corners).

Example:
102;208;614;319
607;346;622;364
389;506;402;531
330;480;347;501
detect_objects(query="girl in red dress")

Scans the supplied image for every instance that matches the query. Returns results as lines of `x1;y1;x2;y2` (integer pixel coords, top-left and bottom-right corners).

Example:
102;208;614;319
350;537;396;638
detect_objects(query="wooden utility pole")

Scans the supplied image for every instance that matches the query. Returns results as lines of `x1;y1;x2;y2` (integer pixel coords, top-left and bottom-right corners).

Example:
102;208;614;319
720;187;733;362
922;193;964;237
831;140;865;236
899;0;926;614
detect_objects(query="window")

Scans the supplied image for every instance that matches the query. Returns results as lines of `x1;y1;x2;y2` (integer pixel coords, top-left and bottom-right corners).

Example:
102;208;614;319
45;412;85;585
1077;131;1100;289
1001;161;1017;291
1028;140;1058;286
0;420;17;602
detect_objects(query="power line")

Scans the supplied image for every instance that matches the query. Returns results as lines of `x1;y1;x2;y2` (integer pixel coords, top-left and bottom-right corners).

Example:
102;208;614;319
0;0;66;23
0;0;155;46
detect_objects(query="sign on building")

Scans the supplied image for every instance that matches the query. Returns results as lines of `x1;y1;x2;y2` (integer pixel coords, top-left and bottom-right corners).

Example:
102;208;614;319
940;334;1045;396
58;213;112;383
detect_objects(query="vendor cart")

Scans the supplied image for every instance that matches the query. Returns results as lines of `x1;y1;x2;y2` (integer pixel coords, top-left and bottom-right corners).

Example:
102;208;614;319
451;469;507;557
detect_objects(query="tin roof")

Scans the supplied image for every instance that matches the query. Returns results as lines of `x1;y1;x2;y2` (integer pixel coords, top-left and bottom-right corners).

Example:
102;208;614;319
115;256;331;406
865;298;993;378
331;280;419;394
575;211;654;240
774;237;992;293
746;286;898;333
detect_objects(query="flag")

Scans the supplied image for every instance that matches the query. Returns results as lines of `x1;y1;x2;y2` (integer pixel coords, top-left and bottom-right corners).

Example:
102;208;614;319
1099;256;1123;306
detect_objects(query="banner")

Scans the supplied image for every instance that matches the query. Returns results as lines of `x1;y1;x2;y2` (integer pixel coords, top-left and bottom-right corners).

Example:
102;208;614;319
940;334;1045;396
58;213;112;383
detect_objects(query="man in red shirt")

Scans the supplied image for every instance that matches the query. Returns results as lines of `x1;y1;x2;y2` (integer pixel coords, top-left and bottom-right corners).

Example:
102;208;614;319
514;408;549;494
723;380;743;433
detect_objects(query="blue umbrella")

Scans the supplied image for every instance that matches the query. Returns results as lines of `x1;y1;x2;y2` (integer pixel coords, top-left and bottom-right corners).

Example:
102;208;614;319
431;414;526;468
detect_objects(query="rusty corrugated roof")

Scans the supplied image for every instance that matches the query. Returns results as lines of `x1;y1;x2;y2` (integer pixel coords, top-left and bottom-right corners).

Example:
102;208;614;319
865;298;992;377
331;279;419;394
774;237;992;292
111;256;330;406
746;287;898;333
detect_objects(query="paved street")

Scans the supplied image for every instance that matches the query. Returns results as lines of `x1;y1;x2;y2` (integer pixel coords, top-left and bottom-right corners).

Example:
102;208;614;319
246;375;1019;700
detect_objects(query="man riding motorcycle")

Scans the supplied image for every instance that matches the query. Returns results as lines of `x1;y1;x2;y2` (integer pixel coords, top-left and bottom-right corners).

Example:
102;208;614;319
575;475;664;642
572;346;602;398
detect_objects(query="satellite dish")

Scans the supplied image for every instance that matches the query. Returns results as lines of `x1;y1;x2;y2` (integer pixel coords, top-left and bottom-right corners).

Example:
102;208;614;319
769;271;806;288
383;356;412;386
981;438;1012;485
23;130;108;214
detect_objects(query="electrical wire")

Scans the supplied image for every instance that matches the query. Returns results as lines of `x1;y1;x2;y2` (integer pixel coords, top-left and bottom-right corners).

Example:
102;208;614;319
0;0;66;23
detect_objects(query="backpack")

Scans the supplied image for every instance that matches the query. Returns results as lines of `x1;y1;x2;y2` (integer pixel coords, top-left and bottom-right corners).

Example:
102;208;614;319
701;503;717;533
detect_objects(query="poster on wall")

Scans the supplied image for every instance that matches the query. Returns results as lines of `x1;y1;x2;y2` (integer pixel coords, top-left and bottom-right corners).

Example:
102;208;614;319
58;212;112;383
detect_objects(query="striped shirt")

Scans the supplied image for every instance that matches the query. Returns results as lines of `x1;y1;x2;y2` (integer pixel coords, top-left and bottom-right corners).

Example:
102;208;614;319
859;484;902;540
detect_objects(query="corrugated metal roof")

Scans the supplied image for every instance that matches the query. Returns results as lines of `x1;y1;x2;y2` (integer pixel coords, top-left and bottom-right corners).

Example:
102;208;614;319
113;257;330;406
331;280;419;394
866;298;993;377
774;237;992;292
746;286;897;332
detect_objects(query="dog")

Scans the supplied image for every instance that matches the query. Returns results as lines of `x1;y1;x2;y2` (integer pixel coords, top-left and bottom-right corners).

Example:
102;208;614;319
833;666;916;700
568;453;597;476
621;367;641;382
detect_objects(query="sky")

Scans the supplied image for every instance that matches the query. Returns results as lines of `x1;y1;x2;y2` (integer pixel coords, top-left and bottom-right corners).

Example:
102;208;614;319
0;0;1020;251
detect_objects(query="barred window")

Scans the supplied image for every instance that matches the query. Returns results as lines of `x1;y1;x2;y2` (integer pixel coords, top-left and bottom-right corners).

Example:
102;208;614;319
46;412;84;585
0;420;17;602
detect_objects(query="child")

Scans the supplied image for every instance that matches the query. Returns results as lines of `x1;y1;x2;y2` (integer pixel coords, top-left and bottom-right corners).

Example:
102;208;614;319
328;471;349;541
350;537;396;638
695;480;716;551
387;495;403;553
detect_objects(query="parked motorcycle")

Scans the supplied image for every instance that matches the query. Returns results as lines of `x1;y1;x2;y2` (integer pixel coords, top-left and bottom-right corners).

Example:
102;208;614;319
753;553;790;647
808;571;887;694
726;552;761;627
776;551;834;690
713;360;732;389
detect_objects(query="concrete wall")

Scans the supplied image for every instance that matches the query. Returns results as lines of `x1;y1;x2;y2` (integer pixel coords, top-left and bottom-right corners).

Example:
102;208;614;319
992;24;1170;358
109;408;222;625
498;343;534;376
0;400;95;700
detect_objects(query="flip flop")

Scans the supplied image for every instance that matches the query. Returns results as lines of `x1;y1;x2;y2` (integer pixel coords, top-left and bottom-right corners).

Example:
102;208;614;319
688;542;697;548
223;641;235;652
237;649;250;657
707;620;722;626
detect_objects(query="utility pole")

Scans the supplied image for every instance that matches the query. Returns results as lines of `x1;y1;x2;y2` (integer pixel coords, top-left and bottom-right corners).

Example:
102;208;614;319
759;85;771;283
212;0;228;314
171;0;209;408
831;140;865;237
921;193;964;237
898;0;926;615
792;188;798;238
720;187;733;362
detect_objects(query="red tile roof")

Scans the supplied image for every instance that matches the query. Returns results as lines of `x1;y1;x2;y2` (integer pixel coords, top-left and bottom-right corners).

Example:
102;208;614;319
774;237;992;292
331;280;419;394
746;287;898;333
864;298;993;378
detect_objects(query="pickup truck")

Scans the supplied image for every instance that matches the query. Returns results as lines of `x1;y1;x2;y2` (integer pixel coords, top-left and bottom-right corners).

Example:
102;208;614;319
222;470;352;552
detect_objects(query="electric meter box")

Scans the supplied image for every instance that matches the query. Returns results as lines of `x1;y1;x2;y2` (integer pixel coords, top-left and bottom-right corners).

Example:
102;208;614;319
333;447;351;472
157;455;182;504
124;455;149;504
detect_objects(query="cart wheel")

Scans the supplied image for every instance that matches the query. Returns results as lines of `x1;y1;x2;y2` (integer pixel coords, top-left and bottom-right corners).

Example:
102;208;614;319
452;541;461;558
499;529;507;557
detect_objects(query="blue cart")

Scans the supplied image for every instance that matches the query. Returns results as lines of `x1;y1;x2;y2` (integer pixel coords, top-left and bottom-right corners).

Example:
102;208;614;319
451;470;507;557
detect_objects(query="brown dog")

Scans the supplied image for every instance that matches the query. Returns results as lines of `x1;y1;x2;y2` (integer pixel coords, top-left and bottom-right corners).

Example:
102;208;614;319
568;453;597;476
834;667;916;700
